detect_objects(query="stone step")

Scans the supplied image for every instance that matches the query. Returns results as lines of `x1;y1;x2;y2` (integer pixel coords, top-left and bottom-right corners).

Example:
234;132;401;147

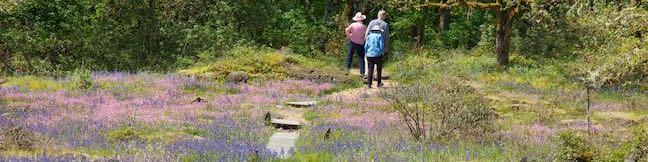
267;131;299;158
270;119;300;130
285;101;317;107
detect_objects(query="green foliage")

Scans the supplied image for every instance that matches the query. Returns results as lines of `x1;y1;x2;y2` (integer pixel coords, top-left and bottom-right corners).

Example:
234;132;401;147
0;0;348;74
630;125;648;161
68;69;94;91
284;152;334;161
180;46;347;83
573;7;648;89
3;76;65;91
107;126;141;143
321;77;363;95
182;127;207;138
179;46;288;80
557;131;596;162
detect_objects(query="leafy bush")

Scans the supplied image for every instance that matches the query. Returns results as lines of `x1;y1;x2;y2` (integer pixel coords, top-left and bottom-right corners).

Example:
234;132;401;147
180;46;347;82
380;77;495;141
107;126;141;143
179;46;288;80
627;126;648;161
557;131;596;162
68;69;94;91
566;7;647;89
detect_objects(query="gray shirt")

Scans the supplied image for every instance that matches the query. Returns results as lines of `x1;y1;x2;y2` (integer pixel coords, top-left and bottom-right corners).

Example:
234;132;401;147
365;19;389;52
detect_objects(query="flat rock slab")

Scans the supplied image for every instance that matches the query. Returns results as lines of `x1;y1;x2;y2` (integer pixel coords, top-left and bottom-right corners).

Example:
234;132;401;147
285;101;317;107
267;131;299;158
271;119;300;129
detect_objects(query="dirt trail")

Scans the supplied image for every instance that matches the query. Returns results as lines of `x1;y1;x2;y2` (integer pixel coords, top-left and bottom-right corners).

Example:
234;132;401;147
266;67;399;157
271;68;397;122
327;68;398;100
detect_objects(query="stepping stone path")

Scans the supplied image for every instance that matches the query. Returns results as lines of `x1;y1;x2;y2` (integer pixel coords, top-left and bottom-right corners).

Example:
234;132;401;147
285;101;317;107
266;101;315;158
267;131;300;158
270;119;300;130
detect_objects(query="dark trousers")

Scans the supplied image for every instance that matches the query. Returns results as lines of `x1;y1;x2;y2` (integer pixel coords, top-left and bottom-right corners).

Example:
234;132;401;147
367;56;383;87
346;41;365;75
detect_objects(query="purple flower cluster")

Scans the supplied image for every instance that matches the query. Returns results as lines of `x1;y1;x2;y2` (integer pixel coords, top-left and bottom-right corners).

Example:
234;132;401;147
1;73;334;161
166;116;276;161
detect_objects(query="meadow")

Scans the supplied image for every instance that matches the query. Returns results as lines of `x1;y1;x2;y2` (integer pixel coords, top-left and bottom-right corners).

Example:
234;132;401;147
1;1;647;161
1;48;646;161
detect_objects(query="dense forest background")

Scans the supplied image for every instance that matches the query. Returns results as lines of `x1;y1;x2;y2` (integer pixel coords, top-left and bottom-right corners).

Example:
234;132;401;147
0;0;646;88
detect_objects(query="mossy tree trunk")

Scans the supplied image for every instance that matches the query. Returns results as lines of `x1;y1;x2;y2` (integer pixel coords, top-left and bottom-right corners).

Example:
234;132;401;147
338;0;355;31
438;0;451;31
494;1;518;69
420;0;526;69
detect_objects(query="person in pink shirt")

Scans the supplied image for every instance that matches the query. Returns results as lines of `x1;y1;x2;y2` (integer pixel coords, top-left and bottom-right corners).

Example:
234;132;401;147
345;12;367;77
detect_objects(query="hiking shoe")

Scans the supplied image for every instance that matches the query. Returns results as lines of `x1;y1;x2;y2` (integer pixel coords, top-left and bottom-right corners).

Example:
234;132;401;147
377;83;384;88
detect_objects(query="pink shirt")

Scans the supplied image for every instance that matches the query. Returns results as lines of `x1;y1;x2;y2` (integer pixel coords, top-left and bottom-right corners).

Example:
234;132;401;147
345;22;367;45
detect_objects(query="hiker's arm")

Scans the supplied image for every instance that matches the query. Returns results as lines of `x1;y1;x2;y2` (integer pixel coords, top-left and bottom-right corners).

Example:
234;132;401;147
365;21;374;39
345;25;352;38
384;25;390;52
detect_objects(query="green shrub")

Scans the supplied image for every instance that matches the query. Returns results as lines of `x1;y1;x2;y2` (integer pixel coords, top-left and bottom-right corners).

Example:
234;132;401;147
68;69;94;91
179;46;288;80
107;127;141;143
180;46;346;82
557;131;595;162
182;127;207;137
628;126;648;161
379;77;495;141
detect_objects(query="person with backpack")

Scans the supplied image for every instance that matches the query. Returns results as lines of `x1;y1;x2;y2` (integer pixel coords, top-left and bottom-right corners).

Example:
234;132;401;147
364;26;385;88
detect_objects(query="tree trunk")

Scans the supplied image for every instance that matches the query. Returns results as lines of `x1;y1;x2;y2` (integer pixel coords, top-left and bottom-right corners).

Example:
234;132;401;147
141;0;161;67
634;0;641;7
439;0;450;31
586;86;592;136
589;0;595;11
338;0;355;31
495;4;515;69
413;24;425;47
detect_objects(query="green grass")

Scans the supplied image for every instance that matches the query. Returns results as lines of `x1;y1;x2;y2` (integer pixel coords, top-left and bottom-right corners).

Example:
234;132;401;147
3;76;66;91
179;46;344;82
376;48;648;161
106;125;208;144
320;77;363;95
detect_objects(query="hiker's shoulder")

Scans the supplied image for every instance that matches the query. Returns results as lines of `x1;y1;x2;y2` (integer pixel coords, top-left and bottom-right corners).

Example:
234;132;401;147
371;19;387;24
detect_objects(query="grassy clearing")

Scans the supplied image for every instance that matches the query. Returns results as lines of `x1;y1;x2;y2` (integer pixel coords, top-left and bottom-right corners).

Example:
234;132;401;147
380;48;648;161
179;46;346;81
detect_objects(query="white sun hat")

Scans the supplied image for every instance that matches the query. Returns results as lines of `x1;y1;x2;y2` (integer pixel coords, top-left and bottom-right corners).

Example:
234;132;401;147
352;12;366;22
